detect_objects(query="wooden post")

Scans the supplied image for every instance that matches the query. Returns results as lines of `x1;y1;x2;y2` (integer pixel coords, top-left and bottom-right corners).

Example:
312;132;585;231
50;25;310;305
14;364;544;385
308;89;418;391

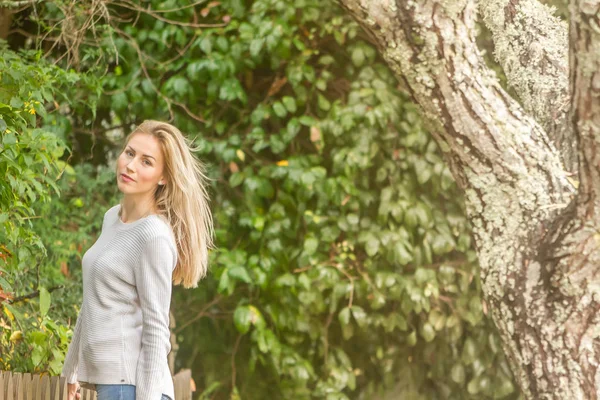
6;372;14;400
24;373;33;400
31;375;39;400
14;373;22;400
0;371;5;400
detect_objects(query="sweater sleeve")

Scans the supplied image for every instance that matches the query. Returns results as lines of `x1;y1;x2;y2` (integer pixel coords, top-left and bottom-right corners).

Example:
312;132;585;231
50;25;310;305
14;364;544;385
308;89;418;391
60;310;83;384
133;235;176;400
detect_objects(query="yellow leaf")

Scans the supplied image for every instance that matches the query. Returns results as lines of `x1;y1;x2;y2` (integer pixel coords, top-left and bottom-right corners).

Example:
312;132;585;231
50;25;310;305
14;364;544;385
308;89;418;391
10;330;22;342
3;306;14;321
236;149;245;162
276;160;289;166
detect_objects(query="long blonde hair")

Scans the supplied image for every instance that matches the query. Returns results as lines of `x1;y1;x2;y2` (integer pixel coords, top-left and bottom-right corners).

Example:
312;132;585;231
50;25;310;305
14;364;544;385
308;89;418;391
117;120;215;288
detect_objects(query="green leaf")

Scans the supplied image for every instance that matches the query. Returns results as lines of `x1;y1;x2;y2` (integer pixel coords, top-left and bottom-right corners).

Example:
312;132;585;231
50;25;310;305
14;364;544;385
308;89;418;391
218;269;233;294
233;305;252;334
10;97;23;108
275;273;295;287
228;266;252;283
365;236;380;257
461;337;477;364
282;96;297;113
216;36;229;52
351;47;365;66
39;286;50;317
112;92;128;111
248;305;265;330
233;305;264;335
428;310;446;331
496;378;515;397
2;133;16;145
420;322;435;342
250;38;264;57
347;213;359;225
31;346;44;366
350;305;367;328
171;77;188;96
338;307;351;326
272;101;287;118
299;116;316;126
417;163;432;184
467;377;480;395
370;292;386;310
303;237;319;256
451;364;465;384
394;242;413;265
200;37;212;54
229;172;245;187
317;94;330;111
0;273;12;291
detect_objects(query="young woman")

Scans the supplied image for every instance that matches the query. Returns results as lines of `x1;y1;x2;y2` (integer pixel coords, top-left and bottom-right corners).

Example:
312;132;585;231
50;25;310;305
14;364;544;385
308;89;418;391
60;120;214;400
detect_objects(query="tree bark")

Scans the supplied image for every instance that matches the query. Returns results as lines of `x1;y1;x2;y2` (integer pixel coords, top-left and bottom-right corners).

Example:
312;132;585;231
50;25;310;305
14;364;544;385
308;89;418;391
337;0;600;398
478;0;577;174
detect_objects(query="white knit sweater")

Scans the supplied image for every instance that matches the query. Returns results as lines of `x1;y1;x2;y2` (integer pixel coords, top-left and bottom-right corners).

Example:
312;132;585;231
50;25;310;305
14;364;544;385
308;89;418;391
60;204;177;400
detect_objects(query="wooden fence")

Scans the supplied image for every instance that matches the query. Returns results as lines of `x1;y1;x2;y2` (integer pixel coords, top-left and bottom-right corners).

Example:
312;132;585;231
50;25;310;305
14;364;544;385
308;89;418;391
0;369;194;400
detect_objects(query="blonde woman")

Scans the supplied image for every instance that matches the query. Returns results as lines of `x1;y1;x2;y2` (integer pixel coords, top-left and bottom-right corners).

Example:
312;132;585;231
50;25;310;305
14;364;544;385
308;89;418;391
60;120;214;400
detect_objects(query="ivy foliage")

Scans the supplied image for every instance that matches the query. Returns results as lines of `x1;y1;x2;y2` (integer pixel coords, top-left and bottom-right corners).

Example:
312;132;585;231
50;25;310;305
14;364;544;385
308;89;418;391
0;42;100;373
1;0;520;398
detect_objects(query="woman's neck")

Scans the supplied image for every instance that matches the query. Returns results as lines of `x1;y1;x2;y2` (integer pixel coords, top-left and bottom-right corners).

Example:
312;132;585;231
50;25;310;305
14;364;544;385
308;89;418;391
119;197;158;223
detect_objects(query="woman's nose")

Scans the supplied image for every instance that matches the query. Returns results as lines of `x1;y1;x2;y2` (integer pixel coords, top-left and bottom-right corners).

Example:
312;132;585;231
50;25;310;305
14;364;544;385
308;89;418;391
126;160;137;172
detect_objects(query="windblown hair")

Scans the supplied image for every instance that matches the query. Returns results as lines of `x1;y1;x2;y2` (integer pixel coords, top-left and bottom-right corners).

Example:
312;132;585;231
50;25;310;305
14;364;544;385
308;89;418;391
117;120;215;288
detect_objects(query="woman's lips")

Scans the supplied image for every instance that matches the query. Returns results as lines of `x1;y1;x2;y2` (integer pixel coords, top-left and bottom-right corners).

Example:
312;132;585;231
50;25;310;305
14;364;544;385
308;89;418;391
121;174;134;182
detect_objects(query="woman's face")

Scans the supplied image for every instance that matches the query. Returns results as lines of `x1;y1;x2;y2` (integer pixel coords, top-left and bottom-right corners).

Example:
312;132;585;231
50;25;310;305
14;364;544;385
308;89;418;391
116;133;166;196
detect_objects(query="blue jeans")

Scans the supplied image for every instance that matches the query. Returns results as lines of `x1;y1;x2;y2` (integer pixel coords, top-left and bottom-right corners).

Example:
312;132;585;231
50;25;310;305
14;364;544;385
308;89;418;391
95;384;172;400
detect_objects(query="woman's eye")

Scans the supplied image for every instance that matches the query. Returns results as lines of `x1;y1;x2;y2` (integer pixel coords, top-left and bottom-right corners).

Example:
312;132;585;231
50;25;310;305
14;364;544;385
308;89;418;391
144;160;151;166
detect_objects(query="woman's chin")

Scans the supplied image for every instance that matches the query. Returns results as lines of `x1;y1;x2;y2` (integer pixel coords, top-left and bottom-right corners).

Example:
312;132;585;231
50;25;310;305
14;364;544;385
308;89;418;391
117;181;133;193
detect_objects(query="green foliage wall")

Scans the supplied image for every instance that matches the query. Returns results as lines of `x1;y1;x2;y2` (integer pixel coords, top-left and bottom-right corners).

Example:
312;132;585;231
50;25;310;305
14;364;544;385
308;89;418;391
0;43;101;373
0;0;519;398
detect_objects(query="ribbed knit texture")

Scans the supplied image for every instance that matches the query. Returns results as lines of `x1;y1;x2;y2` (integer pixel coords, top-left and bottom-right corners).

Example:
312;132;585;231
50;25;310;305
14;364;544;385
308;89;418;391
60;204;177;400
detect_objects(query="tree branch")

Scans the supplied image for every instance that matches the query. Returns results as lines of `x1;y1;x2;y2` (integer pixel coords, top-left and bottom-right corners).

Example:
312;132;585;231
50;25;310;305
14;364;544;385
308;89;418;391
173;295;222;334
478;0;576;173
0;0;42;7
8;285;64;304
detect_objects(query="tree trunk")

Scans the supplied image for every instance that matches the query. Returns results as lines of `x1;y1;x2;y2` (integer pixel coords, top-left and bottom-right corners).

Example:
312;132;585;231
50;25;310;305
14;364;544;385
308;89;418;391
337;0;600;398
0;8;13;40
